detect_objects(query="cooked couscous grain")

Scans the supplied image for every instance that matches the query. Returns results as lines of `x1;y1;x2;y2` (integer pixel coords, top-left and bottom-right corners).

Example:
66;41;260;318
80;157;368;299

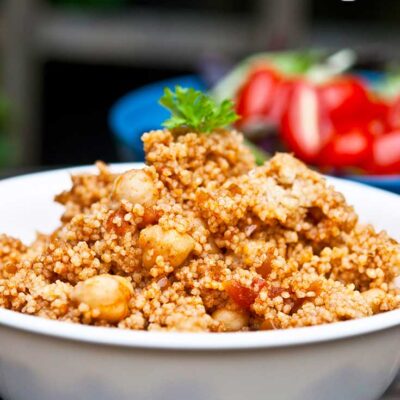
0;129;399;332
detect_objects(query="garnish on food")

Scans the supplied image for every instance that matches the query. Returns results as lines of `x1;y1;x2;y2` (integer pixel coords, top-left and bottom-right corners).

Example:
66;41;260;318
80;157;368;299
159;86;239;133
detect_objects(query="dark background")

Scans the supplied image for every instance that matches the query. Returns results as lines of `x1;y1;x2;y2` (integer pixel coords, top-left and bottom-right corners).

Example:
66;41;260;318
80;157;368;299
2;0;400;169
41;62;191;164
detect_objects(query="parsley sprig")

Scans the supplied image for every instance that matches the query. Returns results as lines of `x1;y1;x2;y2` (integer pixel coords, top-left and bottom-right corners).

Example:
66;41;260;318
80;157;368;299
159;86;239;133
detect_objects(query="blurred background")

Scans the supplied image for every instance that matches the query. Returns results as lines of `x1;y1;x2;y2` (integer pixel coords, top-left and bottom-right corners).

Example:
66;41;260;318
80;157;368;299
0;0;400;171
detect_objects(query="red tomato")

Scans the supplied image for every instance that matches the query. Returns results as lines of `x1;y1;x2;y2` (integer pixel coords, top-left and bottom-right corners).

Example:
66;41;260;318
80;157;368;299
363;98;390;136
319;77;370;123
365;130;400;174
387;96;400;130
319;128;372;168
269;79;298;123
369;98;390;120
223;278;266;310
280;81;332;163
236;66;282;127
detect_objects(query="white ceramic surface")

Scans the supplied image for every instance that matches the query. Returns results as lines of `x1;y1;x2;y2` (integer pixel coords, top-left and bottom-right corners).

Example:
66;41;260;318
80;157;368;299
0;164;399;400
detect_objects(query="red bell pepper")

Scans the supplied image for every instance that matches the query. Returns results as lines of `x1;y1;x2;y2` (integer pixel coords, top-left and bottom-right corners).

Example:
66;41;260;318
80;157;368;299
387;96;400;130
319;77;370;123
333;98;389;137
319;128;372;168
364;130;400;174
364;99;390;136
236;66;282;127
280;81;332;163
269;79;298;124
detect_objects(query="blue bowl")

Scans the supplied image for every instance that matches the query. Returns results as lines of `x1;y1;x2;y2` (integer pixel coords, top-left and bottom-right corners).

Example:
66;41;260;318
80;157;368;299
348;175;400;194
109;74;400;194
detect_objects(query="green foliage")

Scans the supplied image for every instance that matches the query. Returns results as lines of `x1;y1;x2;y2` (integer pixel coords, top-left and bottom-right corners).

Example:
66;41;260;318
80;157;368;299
159;86;239;133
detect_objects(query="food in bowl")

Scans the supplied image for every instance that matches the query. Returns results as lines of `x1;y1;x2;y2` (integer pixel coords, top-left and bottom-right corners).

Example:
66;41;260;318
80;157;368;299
0;87;399;333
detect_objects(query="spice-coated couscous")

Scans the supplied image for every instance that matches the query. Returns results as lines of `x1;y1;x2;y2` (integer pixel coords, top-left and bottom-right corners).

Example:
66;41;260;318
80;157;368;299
0;129;399;332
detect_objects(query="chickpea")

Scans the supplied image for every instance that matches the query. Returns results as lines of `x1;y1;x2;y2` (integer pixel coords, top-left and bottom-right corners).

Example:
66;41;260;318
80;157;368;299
362;288;386;314
113;169;157;206
138;225;194;268
71;274;133;323
212;308;248;332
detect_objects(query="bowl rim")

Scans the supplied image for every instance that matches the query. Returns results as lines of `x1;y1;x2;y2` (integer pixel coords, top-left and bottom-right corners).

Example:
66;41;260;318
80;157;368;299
0;307;400;350
0;164;399;351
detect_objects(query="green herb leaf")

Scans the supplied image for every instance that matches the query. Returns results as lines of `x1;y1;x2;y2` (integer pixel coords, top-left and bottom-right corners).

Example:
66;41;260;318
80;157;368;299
159;86;239;133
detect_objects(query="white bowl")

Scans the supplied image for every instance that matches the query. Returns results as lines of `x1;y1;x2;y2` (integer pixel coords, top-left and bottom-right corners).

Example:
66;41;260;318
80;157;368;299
0;164;399;400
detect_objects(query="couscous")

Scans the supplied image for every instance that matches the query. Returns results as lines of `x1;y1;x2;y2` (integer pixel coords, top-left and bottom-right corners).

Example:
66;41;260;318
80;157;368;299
0;127;399;332
0;87;399;332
